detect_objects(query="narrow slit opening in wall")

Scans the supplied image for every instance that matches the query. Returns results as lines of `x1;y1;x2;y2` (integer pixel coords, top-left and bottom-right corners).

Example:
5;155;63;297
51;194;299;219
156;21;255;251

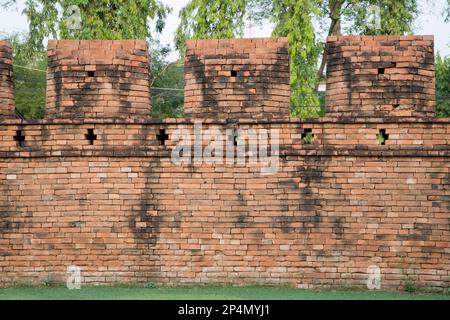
157;129;169;146
378;68;385;74
87;71;95;77
13;130;25;147
85;128;97;145
230;70;237;77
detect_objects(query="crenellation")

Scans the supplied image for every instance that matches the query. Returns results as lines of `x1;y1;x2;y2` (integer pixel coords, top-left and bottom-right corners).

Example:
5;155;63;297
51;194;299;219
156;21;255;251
46;39;151;119
326;35;436;118
184;38;291;120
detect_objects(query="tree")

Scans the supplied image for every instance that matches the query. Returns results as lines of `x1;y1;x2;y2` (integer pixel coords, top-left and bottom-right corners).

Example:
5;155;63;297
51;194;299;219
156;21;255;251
1;32;47;119
175;0;246;53
1;0;171;52
340;0;418;35
436;52;450;117
150;41;184;118
271;0;324;118
176;0;422;117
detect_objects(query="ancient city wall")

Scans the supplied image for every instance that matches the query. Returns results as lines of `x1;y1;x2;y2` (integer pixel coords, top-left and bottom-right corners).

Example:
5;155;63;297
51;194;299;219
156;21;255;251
0;37;449;290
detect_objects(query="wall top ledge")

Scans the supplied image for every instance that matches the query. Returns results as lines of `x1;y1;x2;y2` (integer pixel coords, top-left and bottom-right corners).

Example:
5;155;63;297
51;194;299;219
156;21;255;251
0;116;449;126
327;35;434;42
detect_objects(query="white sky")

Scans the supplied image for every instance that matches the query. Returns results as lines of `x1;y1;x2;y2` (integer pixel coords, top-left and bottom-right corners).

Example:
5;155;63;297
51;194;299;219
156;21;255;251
0;0;449;62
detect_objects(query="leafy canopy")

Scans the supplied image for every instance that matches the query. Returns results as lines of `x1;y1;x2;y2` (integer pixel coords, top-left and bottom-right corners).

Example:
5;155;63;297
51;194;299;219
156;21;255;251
436;52;450;117
1;0;171;51
175;0;246;53
1;32;47;119
271;0;324;118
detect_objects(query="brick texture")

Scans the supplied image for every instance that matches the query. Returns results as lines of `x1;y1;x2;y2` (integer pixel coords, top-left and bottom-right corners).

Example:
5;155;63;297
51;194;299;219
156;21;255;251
326;35;436;117
184;38;291;119
46;40;151;119
0;41;15;118
0;36;449;291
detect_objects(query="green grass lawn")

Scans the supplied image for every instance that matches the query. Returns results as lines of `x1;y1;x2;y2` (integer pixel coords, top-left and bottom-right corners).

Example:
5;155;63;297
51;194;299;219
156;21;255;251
0;286;449;300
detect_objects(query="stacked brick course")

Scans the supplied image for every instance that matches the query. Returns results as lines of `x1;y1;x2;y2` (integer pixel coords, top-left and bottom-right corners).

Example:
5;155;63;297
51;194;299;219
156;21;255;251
0;41;15;118
326;35;435;117
0;37;449;291
184;38;290;119
46;40;151;119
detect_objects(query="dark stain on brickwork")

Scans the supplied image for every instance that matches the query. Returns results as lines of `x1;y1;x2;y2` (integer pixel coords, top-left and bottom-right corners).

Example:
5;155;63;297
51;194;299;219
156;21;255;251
0;163;32;258
185;40;290;119
278;179;299;190
125;129;162;281
172;212;183;229
234;186;251;227
332;217;344;239
398;223;434;241
48;54;150;119
132;163;159;247
127;159;161;281
237;214;247;226
326;37;435;117
273;157;329;234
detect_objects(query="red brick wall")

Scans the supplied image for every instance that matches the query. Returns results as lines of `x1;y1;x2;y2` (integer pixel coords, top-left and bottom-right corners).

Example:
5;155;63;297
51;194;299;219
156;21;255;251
0;41;15;118
0;36;449;291
0;119;449;290
326;35;435;117
46;40;151;119
184;38;290;119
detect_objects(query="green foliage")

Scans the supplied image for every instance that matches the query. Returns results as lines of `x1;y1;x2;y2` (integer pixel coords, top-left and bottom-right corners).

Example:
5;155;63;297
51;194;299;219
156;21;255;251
175;0;246;54
1;0;171;51
344;0;418;35
436;52;450;117
272;0;324;118
403;276;417;293
376;132;386;145
303;131;314;144
1;32;47;119
150;41;184;118
143;282;158;289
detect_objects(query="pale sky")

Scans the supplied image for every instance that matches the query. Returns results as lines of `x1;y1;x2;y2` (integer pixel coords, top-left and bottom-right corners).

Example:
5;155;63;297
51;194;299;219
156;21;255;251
0;0;449;62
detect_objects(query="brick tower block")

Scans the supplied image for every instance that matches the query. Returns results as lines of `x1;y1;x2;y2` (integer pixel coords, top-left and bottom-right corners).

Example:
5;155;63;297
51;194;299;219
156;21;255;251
46;40;151;119
184;38;291;119
326;35;435;117
0;41;15;118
